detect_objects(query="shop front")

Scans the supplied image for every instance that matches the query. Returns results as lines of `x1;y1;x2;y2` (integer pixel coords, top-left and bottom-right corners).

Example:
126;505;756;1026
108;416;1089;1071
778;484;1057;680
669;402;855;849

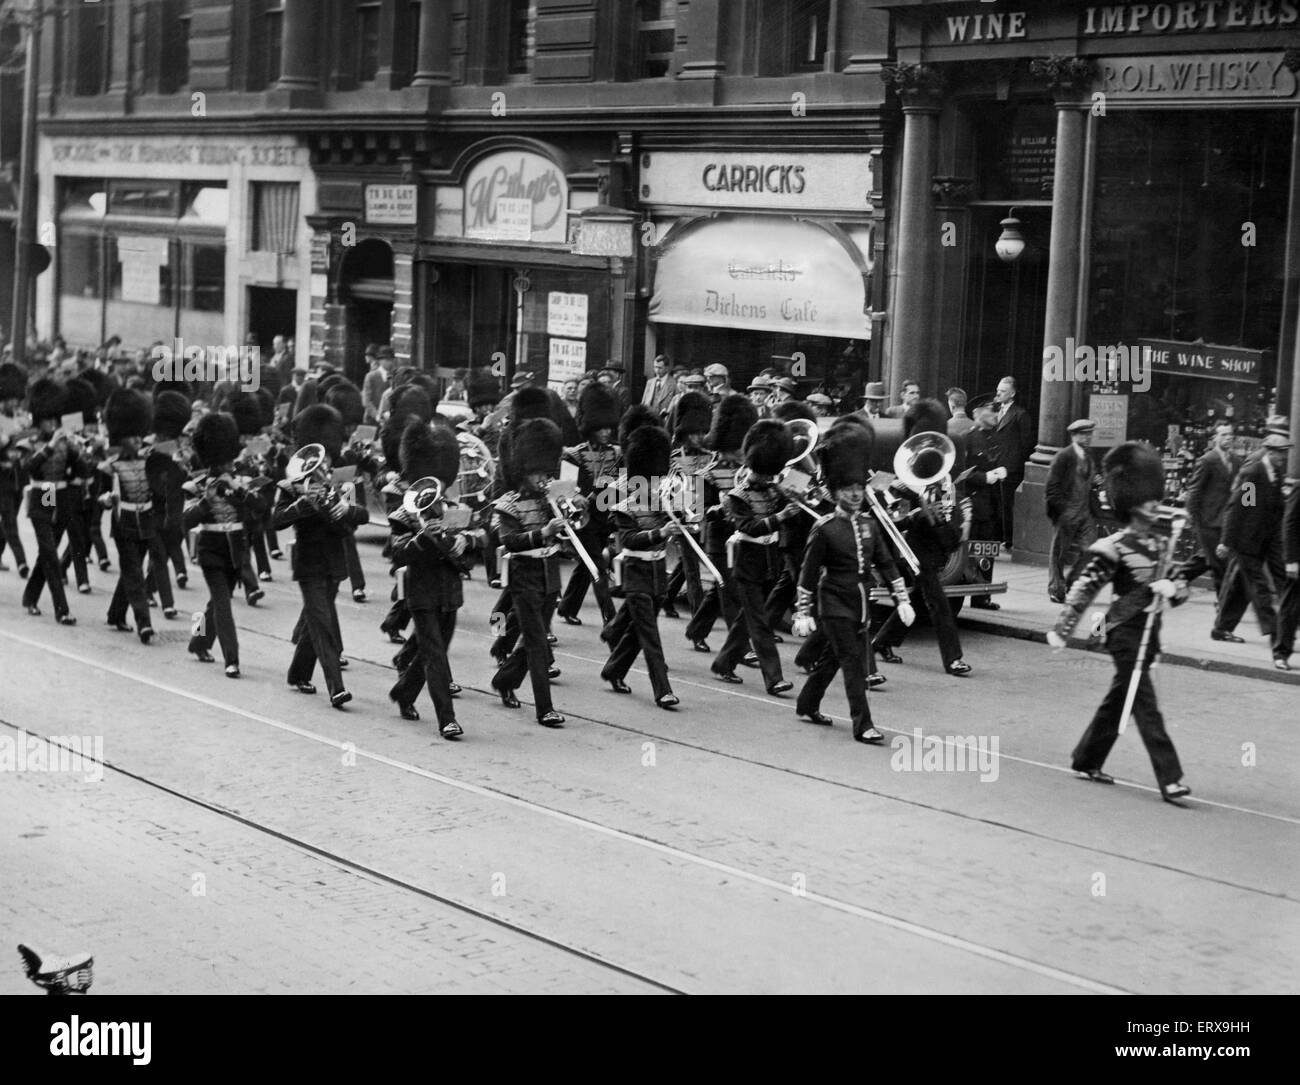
870;0;1300;558
641;148;881;396
417;138;629;391
36;133;314;361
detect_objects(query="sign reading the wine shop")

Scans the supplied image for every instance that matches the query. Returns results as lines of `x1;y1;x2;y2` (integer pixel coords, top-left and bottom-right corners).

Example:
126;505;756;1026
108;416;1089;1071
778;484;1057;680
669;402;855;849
1138;338;1264;383
464;151;568;244
640;152;873;213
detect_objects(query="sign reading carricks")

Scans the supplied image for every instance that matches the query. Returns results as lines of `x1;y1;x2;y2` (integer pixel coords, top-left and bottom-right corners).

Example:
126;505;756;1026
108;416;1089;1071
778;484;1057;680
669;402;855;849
1138;339;1264;384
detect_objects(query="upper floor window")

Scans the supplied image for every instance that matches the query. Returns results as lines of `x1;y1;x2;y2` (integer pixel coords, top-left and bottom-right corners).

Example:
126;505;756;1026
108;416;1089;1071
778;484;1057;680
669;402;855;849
246;0;283;91
357;2;381;84
73;0;111;96
637;0;677;79
506;0;534;77
159;0;192;94
790;0;833;72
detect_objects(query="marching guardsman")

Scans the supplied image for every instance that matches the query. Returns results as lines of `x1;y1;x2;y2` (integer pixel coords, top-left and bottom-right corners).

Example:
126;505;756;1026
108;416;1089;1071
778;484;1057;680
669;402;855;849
792;424;914;743
226;391;271;605
490;417;571;729
145;390;193;603
464;368;504;585
184;411;254;676
874;399;973;677
0;361;30;577
99;389;162;643
763;400;825;638
57;378;106;592
601;423;681;709
387;418;485;737
273;403;371;709
377;409;420;645
684;394;758;653
659;389;714;619
19;379;80;625
324;379;373;603
556;382;621;627
710;419;799;696
1048;442;1193;803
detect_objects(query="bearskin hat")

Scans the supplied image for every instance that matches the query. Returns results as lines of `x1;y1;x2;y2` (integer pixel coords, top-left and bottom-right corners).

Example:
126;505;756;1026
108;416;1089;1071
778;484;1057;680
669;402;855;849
510;385;553;424
293;403;346;461
153;391;192;441
820;424;873;493
381;411;419;470
508;418;563;485
27;378;66;425
0;361;27;400
253;387;277;430
577;383;620;437
324;380;365;428
771;399;817;425
191;412;242;469
466;368;501;410
902;397;950;439
64;378;99;425
293;379;320;417
671;390;713;440
400;418;461;488
78;367;111;407
317;372;346;399
1103;442;1166;521
152;378;194;403
390;385;433;424
707;394;759;455
105;389;153;443
619;404;659;448
743;418;795;476
550;388;580;446
225;390;265;437
624;424;671;482
406;372;439;400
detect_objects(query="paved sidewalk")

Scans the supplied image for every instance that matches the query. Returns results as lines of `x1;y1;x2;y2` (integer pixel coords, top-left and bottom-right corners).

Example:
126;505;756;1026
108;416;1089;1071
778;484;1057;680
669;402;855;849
966;554;1300;687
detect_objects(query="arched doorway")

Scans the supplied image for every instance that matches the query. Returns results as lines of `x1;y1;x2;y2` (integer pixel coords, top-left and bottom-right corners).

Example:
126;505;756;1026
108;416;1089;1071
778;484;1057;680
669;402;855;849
338;238;394;384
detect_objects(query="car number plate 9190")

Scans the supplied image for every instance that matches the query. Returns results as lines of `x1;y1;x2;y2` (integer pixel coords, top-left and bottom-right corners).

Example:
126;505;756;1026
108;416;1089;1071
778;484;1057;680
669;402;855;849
968;541;1001;558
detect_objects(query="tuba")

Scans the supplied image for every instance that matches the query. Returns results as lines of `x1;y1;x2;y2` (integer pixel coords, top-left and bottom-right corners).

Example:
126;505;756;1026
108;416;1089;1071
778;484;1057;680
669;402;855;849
775;418;829;516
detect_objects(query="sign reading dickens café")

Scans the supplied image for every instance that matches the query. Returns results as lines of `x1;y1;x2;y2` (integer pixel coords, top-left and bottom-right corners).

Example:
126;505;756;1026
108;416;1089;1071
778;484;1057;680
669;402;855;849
464;151;568;245
639;152;874;213
1138;339;1264;383
938;3;1298;43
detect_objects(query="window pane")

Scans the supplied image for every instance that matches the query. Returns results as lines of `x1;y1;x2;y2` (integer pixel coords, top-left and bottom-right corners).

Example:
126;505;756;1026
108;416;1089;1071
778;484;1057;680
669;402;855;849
265;10;283;86
791;1;831;71
507;0;533;75
182;183;229;225
188;243;226;312
357;4;380;83
61;181;107;217
108;181;180;217
60;234;103;299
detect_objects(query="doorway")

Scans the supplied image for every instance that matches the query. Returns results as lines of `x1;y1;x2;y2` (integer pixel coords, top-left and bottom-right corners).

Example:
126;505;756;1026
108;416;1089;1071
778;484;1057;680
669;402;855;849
246;286;296;356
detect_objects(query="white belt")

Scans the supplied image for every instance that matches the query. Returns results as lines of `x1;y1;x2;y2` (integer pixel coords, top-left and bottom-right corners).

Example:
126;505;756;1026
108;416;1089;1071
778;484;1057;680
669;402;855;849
27;481;67;491
620;549;665;561
118;500;152;512
727;531;778;566
514;545;559;559
198;522;245;534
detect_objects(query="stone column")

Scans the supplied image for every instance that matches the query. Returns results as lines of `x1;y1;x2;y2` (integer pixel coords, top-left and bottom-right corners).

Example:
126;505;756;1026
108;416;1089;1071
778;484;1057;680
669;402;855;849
678;0;725;81
411;0;451;87
880;63;945;402
107;0;132;98
276;0;319;91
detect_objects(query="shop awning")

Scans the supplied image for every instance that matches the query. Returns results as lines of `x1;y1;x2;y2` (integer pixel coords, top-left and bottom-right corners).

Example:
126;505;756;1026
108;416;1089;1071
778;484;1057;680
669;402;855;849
650;215;870;340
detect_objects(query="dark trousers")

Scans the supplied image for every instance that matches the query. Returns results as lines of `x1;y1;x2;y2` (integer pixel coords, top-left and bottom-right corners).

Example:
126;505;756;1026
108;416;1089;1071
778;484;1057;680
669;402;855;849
1071;642;1183;788
876;565;963;668
342;530;365;592
1049;511;1097;602
389;608;457;725
266;528;282;556
1217;544;1285;637
381;595;411;637
58;502;91;586
664;538;704;614
715;576;783;688
288;576;346;697
1196;526;1227;595
685;554;733;642
796;620;881;678
107;533;152;630
603;592;672;699
87;507;108;565
144;533;176;610
249;525;272;577
764;552;800;630
1274;576;1300;660
0;492;27;566
494;588;554;717
796;615;873;738
23;514;71;616
558;525;614;623
157;525;188;581
998;479;1019;546
189;562;240;665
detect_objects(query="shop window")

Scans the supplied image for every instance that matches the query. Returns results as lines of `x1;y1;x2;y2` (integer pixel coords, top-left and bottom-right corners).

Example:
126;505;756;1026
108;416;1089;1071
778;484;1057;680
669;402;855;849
506;0;535;77
60;180;107;218
186;243;226;313
108;237;176;309
636;0;677;79
72;0;111;97
182;183;230;226
60;234;104;300
108;180;181;218
357;2;381;84
250;182;299;253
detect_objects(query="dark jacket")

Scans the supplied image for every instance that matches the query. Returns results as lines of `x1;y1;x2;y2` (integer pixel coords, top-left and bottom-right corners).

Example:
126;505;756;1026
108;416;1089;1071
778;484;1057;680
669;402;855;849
961;426;1002;530
272;482;371;581
389;503;477;611
1282;485;1300;567
1045;443;1098;524
1185;447;1241;531
800;510;902;622
994;401;1035;483
491;488;561;594
724;476;788;582
611;500;673;597
1220;458;1285;557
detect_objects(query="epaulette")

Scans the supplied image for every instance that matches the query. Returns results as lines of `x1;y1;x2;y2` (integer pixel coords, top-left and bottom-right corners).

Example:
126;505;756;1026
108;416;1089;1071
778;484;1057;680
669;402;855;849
1088;532;1123;562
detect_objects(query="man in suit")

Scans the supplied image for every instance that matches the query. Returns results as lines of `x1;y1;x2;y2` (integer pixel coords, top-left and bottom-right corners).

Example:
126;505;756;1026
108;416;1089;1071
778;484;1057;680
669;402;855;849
992;375;1035;547
884;379;920;419
946;388;974;440
963;405;1007;609
1045;419;1101;603
859;381;888;421
641;354;677;419
270;335;294;390
1215;432;1291;645
1185;420;1241;598
1273;477;1300;670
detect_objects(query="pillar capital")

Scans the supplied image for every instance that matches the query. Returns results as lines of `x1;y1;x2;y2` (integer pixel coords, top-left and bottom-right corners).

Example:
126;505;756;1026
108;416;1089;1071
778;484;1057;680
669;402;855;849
931;176;975;208
881;61;946;111
1029;55;1095;104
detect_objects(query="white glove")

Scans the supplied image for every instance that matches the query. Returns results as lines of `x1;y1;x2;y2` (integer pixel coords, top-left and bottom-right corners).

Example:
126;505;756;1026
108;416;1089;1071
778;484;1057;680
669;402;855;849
792;615;816;638
1046;630;1067;650
987;466;1008;483
450;535;468;558
897;601;916;627
1287;562;1299;579
1150;578;1178;599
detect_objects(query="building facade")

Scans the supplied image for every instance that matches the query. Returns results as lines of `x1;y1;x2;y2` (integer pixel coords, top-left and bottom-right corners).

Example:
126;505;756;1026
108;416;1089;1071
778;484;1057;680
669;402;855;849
867;0;1300;556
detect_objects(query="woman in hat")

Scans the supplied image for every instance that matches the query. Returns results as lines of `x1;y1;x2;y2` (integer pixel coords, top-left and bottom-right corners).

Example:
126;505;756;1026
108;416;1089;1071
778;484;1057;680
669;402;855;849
1048;442;1193;802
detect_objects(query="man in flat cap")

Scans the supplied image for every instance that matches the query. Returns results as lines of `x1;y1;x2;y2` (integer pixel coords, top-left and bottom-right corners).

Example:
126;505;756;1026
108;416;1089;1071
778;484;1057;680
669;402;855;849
703;363;732;403
1046;419;1102;604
